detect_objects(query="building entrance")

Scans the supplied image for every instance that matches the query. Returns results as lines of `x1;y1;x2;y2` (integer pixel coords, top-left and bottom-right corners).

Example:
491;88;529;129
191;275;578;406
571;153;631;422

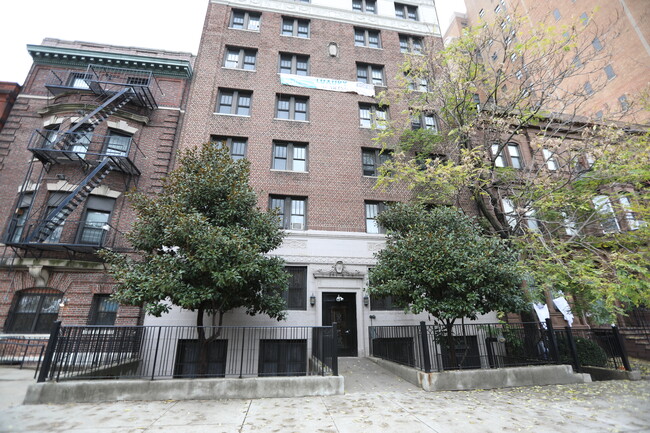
322;292;357;357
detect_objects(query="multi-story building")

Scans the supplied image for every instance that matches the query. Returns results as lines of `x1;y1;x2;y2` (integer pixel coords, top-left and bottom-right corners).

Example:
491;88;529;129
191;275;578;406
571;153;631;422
144;0;501;358
0;82;20;133
0;39;193;337
446;0;650;124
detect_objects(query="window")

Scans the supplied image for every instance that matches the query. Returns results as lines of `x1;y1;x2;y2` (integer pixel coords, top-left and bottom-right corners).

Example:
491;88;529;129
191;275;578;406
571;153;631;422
399;34;422;54
270;196;306;230
224;47;257;70
210;136;247;160
353;0;376;13
495;5;502;13
282;17;310;38
411;113;438;131
127;76;150;86
78;196;115;245
40;126;60;149
272;141;307;171
619;196;642;230
479;9;485;18
5;289;62;333
501;198;517;229
285;267;307;310
395;3;418;20
562;212;579;236
44;192;68;243
406;73;428;92
88;294;119;326
354;28;381;48
230;9;261;31
604;64;616;80
370;294;402;311
357;63;385;86
580;12;589;25
174;339;227;378
68;125;91;158
104;130;132;156
276;95;309;121
584;82;594;96
279;53;309;76
365;201;390;233
492;142;522;168
592;37;603;51
542;149;558;171
9;193;33;243
67;72;91;89
362;148;392;176
217;89;252;116
359;104;388;129
592;195;620;233
553;8;561;21
491;52;498;61
619;95;629;111
258;339;306;376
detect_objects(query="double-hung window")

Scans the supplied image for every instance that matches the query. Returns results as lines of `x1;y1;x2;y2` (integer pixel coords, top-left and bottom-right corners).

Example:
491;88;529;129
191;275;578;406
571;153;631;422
357;63;385;86
270;196;307;230
354;28;381;48
542;149;558;171
79;196;115;245
592;195;620;233
619;196;642;230
353;0;377;13
276;95;309;121
210;136;247;160
284;267;307;310
411;113;438;131
399;34;422;53
88;294;119;326
230;9;261;31
395;3;418;20
217;89;252;116
282;17;310;38
359;104;388;129
272;141;308;171
365;201;390;233
362;148;392;176
9;193;33;243
105;130;132;156
492;142;522;168
224;47;257;70
279;53;309;76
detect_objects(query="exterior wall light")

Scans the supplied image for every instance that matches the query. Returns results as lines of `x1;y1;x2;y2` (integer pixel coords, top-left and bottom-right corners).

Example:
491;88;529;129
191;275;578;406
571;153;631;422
310;294;316;306
363;295;369;307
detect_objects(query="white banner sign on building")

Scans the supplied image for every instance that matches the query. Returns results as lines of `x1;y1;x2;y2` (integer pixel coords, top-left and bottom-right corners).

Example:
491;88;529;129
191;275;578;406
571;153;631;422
280;74;375;97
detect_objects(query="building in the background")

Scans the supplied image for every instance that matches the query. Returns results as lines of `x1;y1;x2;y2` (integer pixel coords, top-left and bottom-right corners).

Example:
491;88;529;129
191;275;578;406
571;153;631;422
0;39;193;338
446;0;650;124
152;0;498;357
0;82;20;133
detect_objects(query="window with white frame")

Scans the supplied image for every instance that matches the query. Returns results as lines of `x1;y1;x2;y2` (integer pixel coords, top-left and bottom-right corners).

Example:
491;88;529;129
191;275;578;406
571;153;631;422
282;17;310;38
270;196;306;230
405;72;428;92
272;141;308;171
217;89;252;116
353;0;376;13
78;196;115;245
365;201;391;233
501;197;518;229
276;95;309;121
354;28;381;48
359;103;388;129
105;130;132;156
224;47;257;70
592;195;620;233
210;136;247;160
492;142;522;168
357;63;385;86
362;148;392;176
395;3;418;20
230;9;261;31
619;196;642;230
399;34;422;54
279;53;309;76
542;149;558;171
561;212;579;236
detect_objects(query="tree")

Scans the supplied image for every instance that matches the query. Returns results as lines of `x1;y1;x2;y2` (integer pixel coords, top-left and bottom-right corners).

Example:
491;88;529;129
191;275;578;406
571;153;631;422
369;203;526;325
100;143;289;350
375;9;650;320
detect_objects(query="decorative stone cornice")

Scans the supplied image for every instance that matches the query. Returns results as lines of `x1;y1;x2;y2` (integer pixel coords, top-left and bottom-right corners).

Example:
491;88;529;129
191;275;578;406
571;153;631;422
27;44;193;79
37;103;150;125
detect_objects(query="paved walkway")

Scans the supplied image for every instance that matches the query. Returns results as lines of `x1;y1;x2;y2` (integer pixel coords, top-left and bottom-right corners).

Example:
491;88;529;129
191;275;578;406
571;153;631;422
0;362;649;433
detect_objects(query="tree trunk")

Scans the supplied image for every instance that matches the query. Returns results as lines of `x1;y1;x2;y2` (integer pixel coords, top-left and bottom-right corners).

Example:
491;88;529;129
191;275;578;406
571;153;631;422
196;306;209;377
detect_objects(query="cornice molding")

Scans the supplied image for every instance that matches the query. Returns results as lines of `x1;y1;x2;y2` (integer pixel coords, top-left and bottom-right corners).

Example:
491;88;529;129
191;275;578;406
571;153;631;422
37;103;150;125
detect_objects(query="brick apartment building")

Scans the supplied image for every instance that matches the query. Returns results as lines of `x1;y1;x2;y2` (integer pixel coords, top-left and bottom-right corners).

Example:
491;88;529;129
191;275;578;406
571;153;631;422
0;82;20;133
444;0;650;125
139;0;508;358
0;39;193;336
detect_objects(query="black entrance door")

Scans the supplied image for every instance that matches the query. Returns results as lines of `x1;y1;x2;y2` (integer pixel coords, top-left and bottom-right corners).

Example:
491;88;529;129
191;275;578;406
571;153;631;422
322;292;357;357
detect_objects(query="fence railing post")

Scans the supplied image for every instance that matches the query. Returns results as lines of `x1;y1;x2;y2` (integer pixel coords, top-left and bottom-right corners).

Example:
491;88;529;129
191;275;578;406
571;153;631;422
611;325;632;371
150;327;162;381
565;326;581;372
419;321;432;373
545;319;560;363
37;320;61;383
331;322;338;376
239;328;246;379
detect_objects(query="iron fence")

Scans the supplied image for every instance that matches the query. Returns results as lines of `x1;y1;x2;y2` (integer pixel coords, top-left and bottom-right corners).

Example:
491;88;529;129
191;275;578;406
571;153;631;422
0;337;47;373
37;322;338;382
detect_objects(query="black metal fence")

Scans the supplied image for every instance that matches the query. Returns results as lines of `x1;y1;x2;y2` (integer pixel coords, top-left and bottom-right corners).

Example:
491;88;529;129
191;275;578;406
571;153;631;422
0;337;47;373
36;322;338;382
369;320;631;373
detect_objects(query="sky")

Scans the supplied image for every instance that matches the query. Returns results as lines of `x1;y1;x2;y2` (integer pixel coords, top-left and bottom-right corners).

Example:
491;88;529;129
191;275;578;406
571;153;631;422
0;0;466;85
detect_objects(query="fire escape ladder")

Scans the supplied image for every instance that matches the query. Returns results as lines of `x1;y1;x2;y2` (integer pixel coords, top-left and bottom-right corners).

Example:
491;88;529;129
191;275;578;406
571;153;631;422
23;158;115;244
49;88;135;152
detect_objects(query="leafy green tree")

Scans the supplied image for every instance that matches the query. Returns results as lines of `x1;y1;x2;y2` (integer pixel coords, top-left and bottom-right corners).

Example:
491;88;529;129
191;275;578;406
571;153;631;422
100;143;289;339
369;204;526;335
375;10;650;320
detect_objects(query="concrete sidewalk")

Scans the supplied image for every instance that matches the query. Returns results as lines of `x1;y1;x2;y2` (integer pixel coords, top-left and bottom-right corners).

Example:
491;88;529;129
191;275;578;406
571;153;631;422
1;362;649;433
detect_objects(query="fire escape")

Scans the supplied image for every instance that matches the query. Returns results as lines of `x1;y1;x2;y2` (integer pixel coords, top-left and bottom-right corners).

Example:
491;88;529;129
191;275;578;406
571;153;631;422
4;65;159;255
